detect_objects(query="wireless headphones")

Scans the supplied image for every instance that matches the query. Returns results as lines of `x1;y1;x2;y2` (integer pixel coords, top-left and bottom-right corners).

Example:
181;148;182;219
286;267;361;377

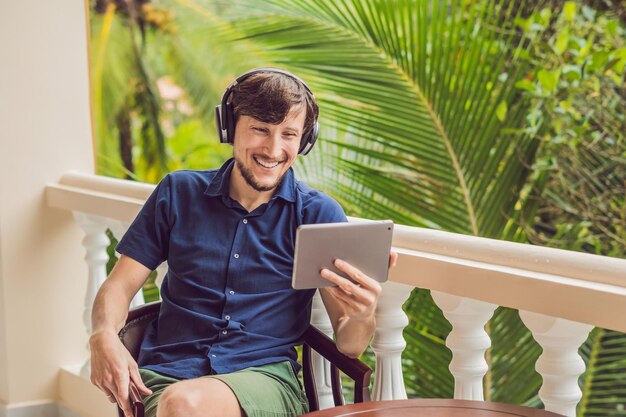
215;68;319;156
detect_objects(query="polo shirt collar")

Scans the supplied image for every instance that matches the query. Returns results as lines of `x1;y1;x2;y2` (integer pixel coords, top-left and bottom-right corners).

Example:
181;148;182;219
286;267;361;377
204;158;296;203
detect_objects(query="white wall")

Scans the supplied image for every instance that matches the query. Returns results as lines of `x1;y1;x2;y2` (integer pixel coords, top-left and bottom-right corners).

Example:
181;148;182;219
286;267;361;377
0;0;94;408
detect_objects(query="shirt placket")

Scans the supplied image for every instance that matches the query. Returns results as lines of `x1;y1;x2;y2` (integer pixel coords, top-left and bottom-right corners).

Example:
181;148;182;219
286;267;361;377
208;215;250;364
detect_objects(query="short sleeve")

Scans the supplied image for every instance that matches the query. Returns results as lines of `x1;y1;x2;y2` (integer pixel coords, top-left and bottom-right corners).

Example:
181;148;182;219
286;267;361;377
116;175;172;270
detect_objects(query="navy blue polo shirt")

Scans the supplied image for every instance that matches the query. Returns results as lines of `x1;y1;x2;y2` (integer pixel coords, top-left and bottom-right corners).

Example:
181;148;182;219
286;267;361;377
116;158;347;379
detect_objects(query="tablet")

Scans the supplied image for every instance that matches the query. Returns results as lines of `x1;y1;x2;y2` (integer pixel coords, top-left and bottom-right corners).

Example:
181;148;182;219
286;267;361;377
291;220;394;290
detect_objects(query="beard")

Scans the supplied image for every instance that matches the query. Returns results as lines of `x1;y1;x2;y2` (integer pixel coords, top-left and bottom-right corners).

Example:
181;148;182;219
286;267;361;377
235;156;284;192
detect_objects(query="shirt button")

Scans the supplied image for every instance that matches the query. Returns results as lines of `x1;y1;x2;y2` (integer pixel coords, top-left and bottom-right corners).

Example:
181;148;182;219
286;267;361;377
211;354;216;358
243;219;248;224
229;290;235;295
234;253;240;259
222;330;228;335
225;315;231;320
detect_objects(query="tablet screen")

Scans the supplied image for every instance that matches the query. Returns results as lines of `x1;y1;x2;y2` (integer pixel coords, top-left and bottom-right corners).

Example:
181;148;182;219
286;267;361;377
291;220;394;290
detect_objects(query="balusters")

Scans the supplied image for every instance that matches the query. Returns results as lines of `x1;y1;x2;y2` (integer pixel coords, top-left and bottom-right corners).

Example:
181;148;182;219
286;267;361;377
431;291;496;400
69;209;596;417
73;213;111;379
519;311;592;417
74;215;147;378
372;281;413;400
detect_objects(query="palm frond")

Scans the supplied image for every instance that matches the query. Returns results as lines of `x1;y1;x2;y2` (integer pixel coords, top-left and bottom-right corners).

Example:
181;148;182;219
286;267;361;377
489;307;541;405
91;6;136;177
579;328;626;416
403;288;454;399
221;0;542;239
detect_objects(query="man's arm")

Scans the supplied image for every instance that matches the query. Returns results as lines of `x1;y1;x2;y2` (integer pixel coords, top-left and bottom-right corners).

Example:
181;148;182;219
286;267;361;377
89;255;154;417
319;253;398;358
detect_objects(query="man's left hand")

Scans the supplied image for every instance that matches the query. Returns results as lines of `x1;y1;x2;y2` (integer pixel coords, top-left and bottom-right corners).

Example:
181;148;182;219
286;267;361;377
320;252;398;321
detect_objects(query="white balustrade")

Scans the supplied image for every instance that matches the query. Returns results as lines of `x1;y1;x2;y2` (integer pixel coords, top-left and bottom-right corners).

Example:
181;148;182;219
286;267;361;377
74;214;148;378
309;291;334;409
520;311;593;417
73;213;111;379
371;281;413;400
431;291;497;400
45;173;626;415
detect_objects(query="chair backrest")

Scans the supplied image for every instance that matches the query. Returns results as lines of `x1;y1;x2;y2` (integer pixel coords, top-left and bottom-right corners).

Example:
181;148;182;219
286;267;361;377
117;301;371;416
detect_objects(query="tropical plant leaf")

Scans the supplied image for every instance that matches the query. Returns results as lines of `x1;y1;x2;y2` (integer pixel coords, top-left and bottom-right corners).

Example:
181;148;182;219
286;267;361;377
92;4;170;182
160;0;270;121
579;328;626;416
489;307;541;405
402;288;454;399
91;6;136;177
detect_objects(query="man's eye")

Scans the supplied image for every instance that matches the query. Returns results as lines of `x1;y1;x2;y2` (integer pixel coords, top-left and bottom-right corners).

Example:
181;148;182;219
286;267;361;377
253;127;267;133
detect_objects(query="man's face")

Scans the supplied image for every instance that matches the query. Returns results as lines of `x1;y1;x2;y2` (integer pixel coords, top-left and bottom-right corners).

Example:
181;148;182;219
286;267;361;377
232;108;306;193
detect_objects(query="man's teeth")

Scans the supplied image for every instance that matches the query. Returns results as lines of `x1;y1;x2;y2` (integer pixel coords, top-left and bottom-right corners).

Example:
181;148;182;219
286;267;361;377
254;157;280;169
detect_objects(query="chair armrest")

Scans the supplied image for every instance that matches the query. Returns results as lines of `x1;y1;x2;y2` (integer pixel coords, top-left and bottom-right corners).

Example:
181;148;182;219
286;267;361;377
302;326;372;410
117;302;161;417
119;301;161;358
303;326;372;382
129;382;144;417
126;301;161;322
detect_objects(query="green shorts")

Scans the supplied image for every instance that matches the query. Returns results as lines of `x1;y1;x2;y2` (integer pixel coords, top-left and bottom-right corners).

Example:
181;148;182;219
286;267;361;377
139;362;309;417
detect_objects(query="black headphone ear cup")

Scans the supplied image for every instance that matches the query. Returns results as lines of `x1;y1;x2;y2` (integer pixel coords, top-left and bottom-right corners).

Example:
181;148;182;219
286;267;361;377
215;105;228;144
224;103;235;144
299;121;319;155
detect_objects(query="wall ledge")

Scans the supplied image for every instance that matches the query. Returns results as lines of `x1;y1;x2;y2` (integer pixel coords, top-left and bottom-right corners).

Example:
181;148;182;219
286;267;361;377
0;401;81;417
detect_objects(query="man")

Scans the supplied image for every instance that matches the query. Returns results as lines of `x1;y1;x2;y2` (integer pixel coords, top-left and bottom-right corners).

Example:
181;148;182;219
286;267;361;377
89;68;397;417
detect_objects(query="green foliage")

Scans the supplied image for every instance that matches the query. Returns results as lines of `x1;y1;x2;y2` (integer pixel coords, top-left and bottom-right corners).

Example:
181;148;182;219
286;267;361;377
579;328;626;416
506;3;626;414
489;308;542;406
105;229;119;275
403;289;453;398
90;1;236;183
91;6;136;179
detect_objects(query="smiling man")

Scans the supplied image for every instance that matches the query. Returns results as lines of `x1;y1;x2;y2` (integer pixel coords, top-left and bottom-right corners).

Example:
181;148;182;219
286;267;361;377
88;68;396;417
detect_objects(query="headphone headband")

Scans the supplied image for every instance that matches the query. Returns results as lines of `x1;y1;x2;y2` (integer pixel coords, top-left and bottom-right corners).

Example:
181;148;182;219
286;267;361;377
233;68;314;94
215;67;319;156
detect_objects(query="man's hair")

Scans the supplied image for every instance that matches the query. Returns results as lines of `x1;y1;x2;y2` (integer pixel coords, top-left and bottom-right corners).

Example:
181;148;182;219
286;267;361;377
229;72;319;136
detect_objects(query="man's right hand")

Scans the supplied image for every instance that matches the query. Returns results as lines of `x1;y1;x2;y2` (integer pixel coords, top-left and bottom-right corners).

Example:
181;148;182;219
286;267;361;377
89;330;153;417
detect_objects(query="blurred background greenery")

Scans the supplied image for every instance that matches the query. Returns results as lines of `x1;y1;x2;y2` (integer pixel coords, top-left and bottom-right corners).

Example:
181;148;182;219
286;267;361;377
91;0;625;415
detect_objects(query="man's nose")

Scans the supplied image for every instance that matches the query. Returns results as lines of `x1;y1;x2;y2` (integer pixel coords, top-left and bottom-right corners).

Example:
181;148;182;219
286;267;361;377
265;132;283;157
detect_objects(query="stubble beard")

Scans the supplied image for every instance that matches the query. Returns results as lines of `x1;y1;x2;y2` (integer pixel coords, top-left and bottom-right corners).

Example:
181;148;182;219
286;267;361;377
235;157;283;192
